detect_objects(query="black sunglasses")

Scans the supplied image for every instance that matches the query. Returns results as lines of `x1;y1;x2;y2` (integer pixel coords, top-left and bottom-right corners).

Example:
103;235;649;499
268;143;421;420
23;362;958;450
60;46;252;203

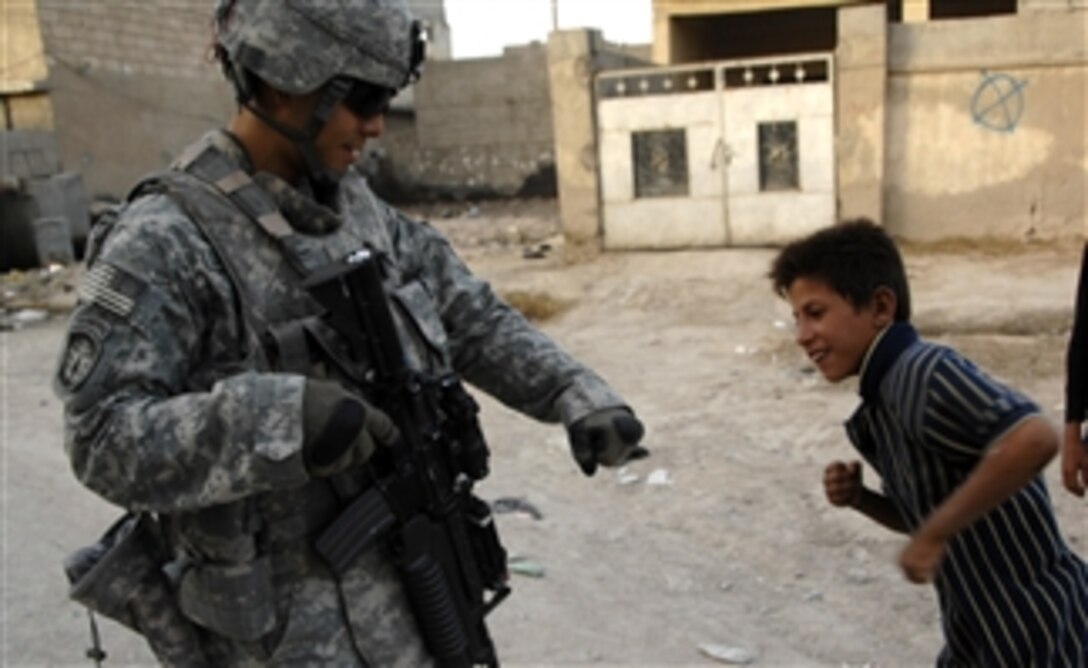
341;79;396;119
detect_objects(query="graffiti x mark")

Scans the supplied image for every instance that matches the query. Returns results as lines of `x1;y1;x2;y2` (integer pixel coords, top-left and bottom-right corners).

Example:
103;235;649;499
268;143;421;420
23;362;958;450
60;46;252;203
971;70;1028;133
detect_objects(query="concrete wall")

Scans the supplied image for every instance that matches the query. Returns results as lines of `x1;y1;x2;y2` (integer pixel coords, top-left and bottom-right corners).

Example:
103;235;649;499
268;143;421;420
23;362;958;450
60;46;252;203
835;3;886;223
547;30;653;259
367;44;559;201
884;10;1087;241
35;0;234;198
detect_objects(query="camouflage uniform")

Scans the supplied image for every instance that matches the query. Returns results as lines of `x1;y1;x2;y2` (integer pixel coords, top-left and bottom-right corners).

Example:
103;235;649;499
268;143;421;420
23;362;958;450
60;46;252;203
57;129;628;665
54;2;630;665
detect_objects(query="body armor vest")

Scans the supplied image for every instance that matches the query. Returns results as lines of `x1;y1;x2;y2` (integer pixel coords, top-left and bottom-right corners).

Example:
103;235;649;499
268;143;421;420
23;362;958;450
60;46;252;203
124;136;393;641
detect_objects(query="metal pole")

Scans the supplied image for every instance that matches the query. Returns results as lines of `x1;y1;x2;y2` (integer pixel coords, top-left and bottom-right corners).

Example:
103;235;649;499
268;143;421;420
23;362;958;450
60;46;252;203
551;0;558;31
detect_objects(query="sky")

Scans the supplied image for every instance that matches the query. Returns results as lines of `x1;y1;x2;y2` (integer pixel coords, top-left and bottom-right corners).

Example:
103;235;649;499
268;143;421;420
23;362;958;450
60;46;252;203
444;0;653;59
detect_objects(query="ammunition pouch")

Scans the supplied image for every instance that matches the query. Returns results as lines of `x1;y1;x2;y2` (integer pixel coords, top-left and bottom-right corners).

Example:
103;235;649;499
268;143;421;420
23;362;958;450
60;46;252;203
165;501;276;642
64;513;208;667
176;555;276;642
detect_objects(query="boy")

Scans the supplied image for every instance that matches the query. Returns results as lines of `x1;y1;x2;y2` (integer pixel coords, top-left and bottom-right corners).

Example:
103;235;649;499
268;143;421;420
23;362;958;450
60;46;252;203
770;219;1088;666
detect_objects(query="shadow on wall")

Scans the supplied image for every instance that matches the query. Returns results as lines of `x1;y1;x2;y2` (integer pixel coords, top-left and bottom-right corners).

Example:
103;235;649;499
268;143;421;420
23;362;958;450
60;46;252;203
361;157;557;204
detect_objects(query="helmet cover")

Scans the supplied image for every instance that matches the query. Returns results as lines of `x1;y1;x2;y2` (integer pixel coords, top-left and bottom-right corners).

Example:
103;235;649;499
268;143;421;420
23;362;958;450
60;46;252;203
215;0;420;94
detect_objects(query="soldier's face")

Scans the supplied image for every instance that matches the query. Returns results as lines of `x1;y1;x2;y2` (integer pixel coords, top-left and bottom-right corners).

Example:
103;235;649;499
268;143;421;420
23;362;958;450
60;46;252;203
269;85;386;179
312;97;386;176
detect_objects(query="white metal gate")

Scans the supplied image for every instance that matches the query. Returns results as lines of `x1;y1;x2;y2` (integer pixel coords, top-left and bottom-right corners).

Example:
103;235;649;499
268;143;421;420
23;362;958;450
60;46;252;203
596;55;836;248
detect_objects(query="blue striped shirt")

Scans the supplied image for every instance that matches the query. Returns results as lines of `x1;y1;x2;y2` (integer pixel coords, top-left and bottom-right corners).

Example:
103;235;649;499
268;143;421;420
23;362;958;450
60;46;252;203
845;323;1088;667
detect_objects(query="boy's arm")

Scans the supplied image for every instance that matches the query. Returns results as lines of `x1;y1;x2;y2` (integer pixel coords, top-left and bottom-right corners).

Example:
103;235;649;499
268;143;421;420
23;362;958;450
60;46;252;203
852;488;910;533
900;415;1057;583
824;460;909;533
1061;422;1088;497
1063;243;1088;496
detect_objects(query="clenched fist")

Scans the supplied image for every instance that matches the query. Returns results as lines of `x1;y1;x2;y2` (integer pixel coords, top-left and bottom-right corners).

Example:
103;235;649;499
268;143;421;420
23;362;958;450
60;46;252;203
567;407;648;477
824;460;864;508
302;379;400;477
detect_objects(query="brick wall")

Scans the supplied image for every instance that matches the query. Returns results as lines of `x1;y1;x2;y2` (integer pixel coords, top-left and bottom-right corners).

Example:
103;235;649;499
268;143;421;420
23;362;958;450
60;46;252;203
366;44;558;201
36;0;216;81
35;0;233;197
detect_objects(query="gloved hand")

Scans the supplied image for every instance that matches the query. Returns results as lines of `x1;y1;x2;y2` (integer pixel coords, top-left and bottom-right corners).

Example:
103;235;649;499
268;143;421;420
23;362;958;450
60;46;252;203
567;407;648;477
302;379;400;477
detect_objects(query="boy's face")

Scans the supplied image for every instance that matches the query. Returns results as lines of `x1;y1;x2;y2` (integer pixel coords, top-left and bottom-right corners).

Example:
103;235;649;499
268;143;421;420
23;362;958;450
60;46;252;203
786;277;889;383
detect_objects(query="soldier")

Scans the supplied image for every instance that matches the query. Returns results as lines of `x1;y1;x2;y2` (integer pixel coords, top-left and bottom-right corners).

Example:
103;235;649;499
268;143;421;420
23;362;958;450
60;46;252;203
53;0;647;665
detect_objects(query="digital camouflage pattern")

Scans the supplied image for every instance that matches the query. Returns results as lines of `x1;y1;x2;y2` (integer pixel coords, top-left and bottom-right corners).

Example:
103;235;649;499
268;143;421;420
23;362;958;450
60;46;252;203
55;127;628;664
64;513;208;666
214;0;419;94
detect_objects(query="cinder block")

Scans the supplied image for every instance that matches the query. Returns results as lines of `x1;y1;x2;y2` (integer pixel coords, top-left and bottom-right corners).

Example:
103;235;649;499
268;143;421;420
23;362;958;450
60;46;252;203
34;216;75;266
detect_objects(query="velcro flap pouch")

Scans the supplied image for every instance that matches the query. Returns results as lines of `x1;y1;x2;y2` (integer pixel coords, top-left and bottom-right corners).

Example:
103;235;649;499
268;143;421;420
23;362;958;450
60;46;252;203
177;556;275;641
64;512;162;631
392;281;448;355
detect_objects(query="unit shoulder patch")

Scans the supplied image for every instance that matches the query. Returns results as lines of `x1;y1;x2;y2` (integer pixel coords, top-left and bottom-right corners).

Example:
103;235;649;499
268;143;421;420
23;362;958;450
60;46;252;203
57;330;102;392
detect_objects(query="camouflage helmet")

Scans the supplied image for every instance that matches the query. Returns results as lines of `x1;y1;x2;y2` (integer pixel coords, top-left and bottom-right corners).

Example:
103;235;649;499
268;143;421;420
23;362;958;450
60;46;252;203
213;0;423;95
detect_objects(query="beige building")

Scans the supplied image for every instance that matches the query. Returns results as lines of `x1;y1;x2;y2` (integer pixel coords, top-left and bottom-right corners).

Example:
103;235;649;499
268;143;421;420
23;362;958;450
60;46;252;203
651;0;1023;64
3;1;54;131
550;0;1087;252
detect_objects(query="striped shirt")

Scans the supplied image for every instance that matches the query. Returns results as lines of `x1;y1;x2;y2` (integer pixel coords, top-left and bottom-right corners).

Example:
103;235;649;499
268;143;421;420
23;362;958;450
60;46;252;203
845;323;1088;667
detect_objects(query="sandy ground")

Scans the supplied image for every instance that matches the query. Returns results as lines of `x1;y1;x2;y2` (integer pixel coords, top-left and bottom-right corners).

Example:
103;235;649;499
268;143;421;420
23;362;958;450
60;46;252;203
2;199;1085;667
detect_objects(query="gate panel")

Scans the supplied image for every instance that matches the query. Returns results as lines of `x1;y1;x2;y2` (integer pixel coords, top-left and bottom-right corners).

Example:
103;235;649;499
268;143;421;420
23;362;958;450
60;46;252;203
721;57;835;245
595;55;835;249
597;66;726;249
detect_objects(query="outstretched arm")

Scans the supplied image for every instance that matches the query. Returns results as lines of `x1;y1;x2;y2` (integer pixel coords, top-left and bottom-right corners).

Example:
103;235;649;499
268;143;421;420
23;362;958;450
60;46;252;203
391;210;627;425
899;415;1057;583
380;204;646;476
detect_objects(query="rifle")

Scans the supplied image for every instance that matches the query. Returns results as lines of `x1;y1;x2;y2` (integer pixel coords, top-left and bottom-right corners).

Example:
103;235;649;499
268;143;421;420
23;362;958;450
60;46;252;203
303;248;510;668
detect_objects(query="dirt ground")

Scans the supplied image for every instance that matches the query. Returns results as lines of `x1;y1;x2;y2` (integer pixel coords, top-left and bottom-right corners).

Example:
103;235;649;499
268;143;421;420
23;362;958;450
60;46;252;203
2;198;1085;667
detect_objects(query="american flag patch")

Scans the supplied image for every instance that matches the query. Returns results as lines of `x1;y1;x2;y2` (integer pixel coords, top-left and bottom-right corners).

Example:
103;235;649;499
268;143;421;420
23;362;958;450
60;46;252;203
78;263;145;317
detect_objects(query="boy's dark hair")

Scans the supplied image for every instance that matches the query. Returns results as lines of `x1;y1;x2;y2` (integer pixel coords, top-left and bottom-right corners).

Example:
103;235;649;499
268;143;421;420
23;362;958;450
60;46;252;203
769;218;912;321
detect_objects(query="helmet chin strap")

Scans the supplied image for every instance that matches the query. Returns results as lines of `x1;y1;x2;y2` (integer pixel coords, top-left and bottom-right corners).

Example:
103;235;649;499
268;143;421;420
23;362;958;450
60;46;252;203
243;77;353;207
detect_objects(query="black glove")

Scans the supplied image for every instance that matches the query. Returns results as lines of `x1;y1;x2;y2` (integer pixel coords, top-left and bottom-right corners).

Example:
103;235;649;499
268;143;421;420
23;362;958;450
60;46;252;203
567;407;648;477
302;379;400;477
